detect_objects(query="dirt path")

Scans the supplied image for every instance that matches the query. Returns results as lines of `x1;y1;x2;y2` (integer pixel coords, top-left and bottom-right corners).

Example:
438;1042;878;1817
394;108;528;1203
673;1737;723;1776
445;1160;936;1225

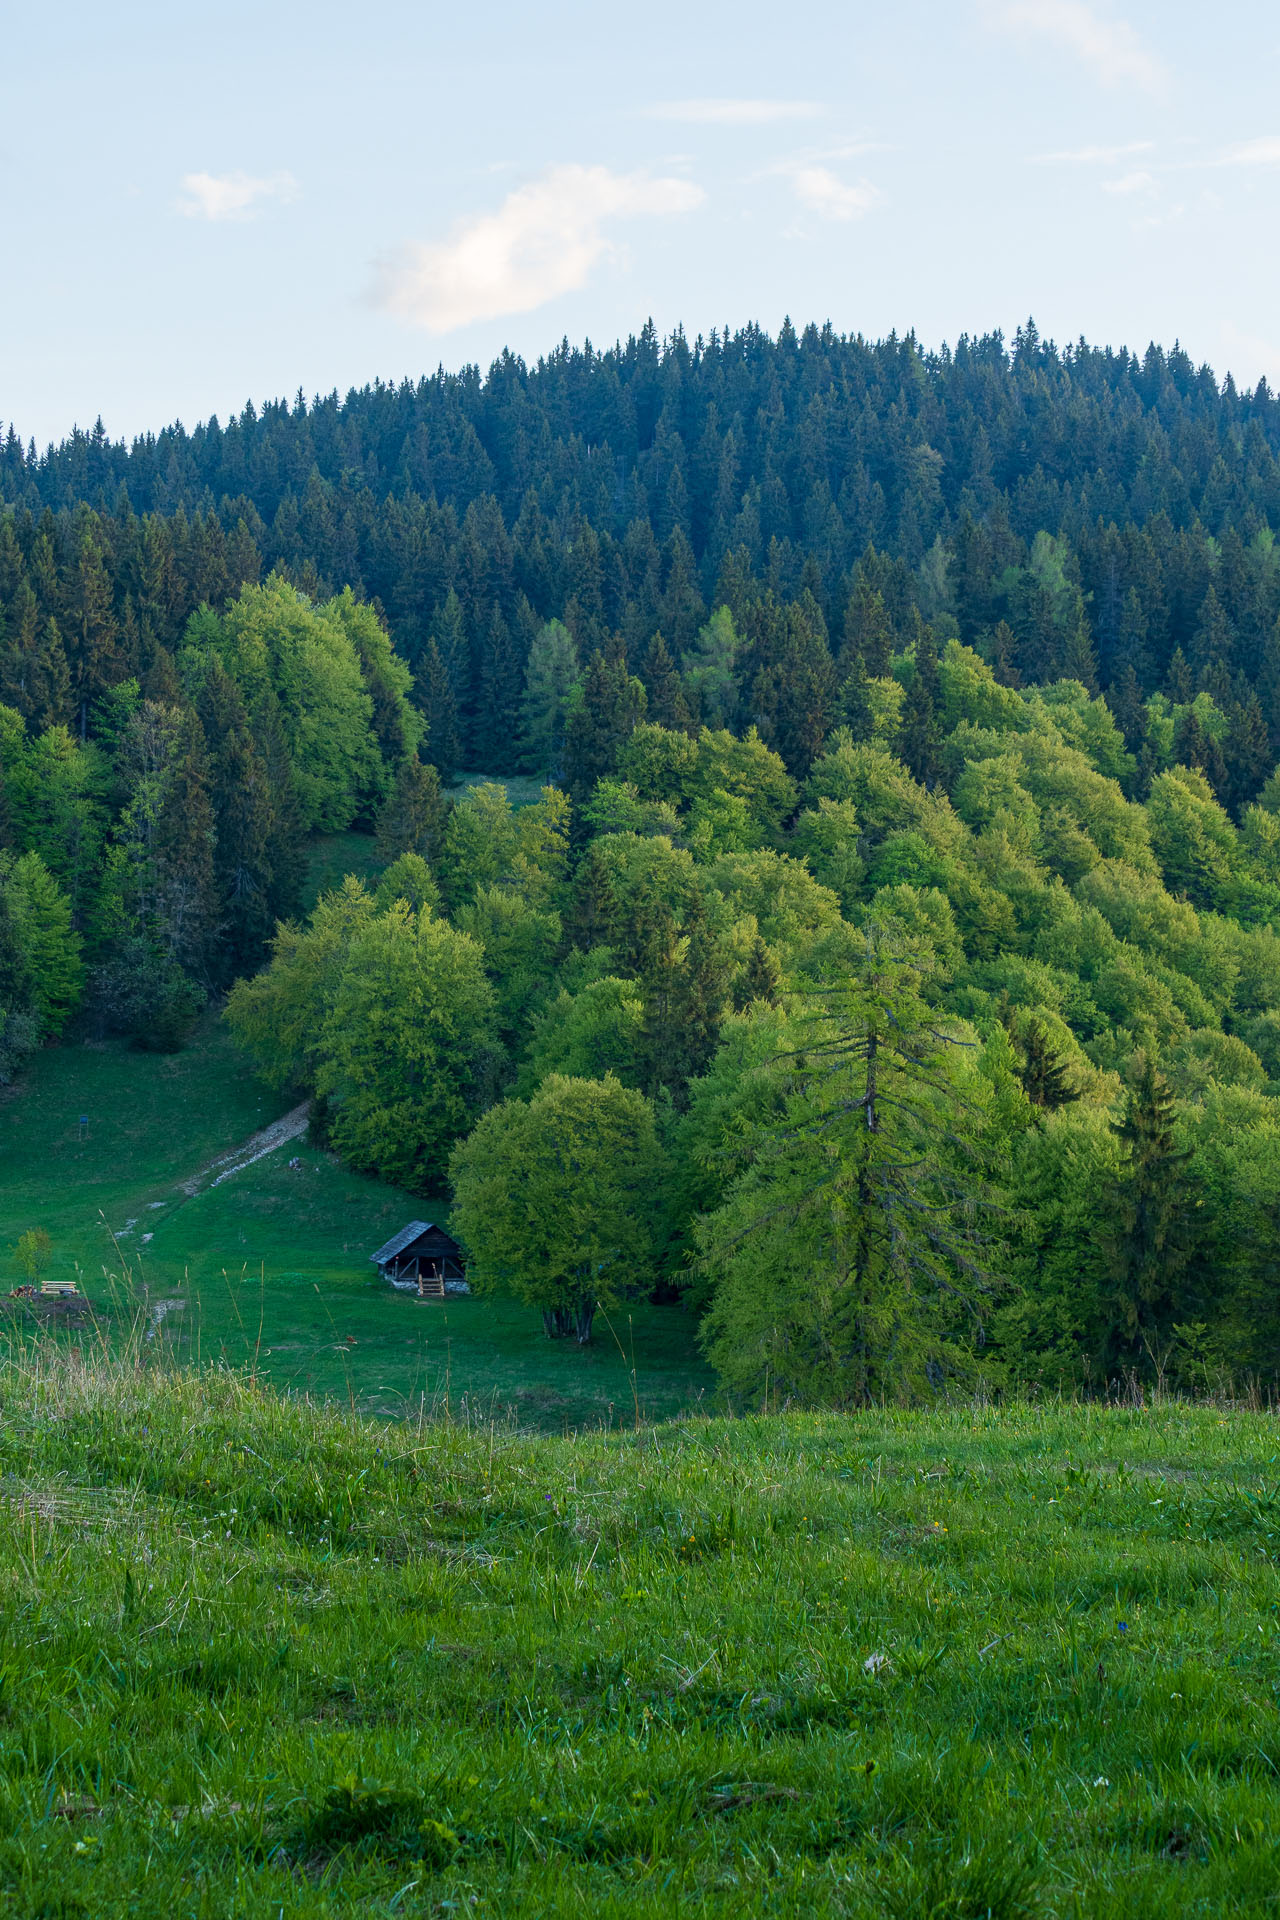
178;1102;311;1198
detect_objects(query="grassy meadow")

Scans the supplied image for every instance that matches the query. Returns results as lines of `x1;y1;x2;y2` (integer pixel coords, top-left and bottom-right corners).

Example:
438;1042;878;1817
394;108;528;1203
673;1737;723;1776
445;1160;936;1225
0;818;713;1431
0;1355;1278;1915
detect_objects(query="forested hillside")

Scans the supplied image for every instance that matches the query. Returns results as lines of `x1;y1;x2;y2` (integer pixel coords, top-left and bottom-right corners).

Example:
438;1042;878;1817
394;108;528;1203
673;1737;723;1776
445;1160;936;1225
5;320;1280;1401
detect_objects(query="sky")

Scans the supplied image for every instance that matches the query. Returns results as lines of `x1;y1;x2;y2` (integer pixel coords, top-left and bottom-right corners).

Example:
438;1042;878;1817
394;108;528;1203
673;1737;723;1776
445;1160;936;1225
4;0;1278;450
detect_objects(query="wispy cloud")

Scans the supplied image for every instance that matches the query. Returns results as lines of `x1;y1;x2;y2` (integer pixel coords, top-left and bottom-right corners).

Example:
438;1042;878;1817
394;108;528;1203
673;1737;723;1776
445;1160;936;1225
786;165;879;221
1033;139;1154;164
1101;169;1156;194
1216;136;1280;166
648;99;825;125
372;164;704;332
984;1;1166;91
177;170;298;221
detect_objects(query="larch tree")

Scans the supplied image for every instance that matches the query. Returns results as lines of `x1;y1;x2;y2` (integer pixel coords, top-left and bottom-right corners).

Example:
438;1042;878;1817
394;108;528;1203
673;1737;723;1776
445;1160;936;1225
697;931;1003;1407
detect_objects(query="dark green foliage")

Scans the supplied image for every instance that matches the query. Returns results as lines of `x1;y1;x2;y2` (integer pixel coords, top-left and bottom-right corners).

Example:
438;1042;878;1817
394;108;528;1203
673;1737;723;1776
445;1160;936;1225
375;753;450;869
416;639;460;783
302;1779;459;1865
639;631;693;732
898;620;943;787
563;650;647;805
1015;1019;1078;1111
1099;1054;1201;1370
733;934;780;1010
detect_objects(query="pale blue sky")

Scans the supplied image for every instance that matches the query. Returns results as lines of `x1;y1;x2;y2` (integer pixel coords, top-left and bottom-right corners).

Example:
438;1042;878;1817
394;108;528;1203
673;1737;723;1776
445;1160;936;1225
4;0;1277;448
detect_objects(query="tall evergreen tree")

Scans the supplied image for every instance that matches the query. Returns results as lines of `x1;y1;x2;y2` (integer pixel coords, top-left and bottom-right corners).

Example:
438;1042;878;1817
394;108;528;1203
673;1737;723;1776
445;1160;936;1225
562;650;647;806
375;754;451;869
733;933;780;1011
518;619;579;780
898;619;942;787
839;579;894;679
197;659;279;980
639;631;693;732
1224;692;1272;817
1098;1054;1200;1374
417;639;460;783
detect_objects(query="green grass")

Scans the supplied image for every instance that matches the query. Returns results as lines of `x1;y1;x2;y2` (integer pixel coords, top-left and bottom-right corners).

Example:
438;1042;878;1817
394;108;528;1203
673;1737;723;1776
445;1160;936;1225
302;831;388;912
0;1357;1278;1915
0;1019;711;1429
450;770;547;808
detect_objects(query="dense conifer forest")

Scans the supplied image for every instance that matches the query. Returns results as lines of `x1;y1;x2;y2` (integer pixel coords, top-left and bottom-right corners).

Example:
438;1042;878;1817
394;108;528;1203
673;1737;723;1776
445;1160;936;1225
6;319;1280;1401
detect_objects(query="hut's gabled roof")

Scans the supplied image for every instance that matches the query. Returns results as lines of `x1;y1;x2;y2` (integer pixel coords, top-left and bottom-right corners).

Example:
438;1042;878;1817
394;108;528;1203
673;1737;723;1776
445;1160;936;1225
371;1221;434;1266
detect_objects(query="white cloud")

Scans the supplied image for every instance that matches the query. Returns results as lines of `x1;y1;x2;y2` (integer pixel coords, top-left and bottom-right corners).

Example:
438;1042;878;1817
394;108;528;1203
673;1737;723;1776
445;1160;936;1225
177;170;298;221
1033;139;1153;163
985;1;1166;91
374;164;704;332
787;165;879;221
1217;136;1280;166
1101;168;1156;193
648;99;825;125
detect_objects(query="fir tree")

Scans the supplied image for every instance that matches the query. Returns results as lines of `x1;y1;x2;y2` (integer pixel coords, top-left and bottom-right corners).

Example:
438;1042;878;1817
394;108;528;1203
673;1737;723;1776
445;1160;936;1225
68;529;120;737
1173;708;1228;797
153;708;219;980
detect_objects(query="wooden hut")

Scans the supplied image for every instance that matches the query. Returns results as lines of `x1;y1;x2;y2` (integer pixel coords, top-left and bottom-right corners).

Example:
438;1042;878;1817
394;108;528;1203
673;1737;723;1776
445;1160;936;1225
371;1222;467;1299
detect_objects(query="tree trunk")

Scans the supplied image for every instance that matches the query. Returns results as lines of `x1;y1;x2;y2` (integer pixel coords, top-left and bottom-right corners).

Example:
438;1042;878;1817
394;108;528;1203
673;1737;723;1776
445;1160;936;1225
542;1306;574;1339
574;1300;596;1345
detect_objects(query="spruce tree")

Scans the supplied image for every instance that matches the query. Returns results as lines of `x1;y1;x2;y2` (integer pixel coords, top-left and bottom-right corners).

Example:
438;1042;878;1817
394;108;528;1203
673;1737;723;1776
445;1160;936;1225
1165;647;1195;705
1017;1020;1077;1111
562;650;647;806
640;631;693;732
68;529;120;737
417;639;460;783
197;659;278;980
898;619;942;786
375;754;450;869
518;619;579;780
1108;661;1147;753
839;579;893;678
1099;1053;1200;1373
476;604;521;767
733;934;780;1011
987;619;1021;688
1224;692;1272;816
154;708;219;980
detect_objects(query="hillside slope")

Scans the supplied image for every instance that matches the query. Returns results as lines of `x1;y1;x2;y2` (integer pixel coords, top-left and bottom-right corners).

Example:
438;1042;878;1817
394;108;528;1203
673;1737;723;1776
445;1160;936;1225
0;1356;1277;1915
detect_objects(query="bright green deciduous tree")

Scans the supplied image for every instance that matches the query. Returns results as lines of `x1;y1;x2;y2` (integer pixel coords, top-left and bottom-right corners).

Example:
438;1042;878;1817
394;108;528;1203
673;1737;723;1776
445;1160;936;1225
224;876;379;1090
316;902;498;1191
450;1073;662;1342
